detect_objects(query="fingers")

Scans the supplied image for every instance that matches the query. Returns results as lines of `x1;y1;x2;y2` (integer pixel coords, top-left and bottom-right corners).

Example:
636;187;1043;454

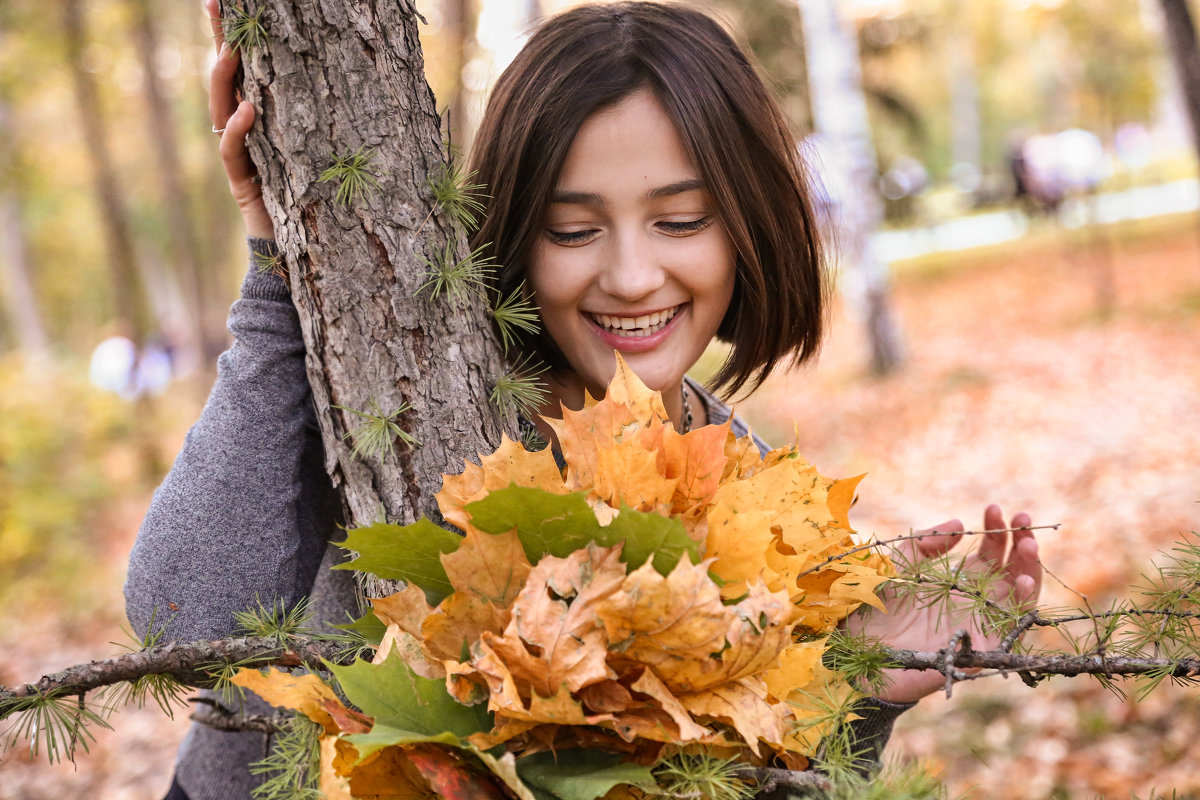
209;43;241;131
1004;512;1042;608
976;503;1008;567
915;519;964;558
892;519;963;570
220;101;259;186
207;0;224;51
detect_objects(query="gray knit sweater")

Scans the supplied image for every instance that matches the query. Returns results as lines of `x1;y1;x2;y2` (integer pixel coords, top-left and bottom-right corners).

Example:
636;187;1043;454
124;240;909;800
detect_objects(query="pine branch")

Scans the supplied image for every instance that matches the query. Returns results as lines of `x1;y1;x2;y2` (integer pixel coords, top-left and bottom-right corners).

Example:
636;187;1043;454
0;636;350;707
883;635;1200;686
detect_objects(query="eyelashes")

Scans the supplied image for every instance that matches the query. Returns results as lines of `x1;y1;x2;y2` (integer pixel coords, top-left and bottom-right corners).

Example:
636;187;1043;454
545;216;713;246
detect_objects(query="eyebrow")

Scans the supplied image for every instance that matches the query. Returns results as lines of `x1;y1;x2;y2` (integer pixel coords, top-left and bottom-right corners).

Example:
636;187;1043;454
549;178;707;207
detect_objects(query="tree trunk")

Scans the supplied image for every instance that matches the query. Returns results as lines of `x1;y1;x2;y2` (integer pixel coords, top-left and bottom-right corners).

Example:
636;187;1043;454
224;0;511;596
796;0;903;376
128;0;221;367
0;23;48;358
63;0;152;345
1159;0;1200;166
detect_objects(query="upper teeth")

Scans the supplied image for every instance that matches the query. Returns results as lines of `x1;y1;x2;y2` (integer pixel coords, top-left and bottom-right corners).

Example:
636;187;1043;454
593;307;679;331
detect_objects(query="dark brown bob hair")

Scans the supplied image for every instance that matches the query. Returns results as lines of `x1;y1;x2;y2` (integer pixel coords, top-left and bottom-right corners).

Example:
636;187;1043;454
469;1;827;397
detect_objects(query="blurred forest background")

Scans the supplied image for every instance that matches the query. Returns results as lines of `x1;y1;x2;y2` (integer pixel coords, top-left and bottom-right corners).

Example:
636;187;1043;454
1;0;1199;797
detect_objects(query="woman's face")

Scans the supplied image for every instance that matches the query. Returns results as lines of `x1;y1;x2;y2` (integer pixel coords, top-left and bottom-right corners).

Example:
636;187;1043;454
527;89;736;407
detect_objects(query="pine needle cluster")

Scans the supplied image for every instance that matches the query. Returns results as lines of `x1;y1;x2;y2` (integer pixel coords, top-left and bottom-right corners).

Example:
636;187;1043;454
101;615;189;717
417;241;495;303
426;161;488;231
250;714;323;800
223;4;267;53
252;249;287;280
319;146;381;206
491;282;541;352
649;752;754;800
490;356;549;419
0;691;111;765
335;397;419;460
233;596;318;648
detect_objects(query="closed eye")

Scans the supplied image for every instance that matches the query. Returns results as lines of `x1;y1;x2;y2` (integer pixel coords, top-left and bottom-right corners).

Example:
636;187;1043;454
658;217;713;236
545;228;597;246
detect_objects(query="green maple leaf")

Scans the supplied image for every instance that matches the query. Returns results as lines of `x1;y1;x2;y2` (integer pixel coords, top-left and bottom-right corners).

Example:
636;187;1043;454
333;518;461;603
329;651;492;761
464;485;698;575
515;750;657;800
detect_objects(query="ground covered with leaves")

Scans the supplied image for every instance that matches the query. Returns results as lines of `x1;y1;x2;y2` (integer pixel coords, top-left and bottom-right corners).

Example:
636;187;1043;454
2;215;1199;798
740;215;1200;799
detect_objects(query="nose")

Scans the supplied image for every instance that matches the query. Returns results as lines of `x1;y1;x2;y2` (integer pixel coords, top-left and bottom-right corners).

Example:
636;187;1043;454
597;231;666;301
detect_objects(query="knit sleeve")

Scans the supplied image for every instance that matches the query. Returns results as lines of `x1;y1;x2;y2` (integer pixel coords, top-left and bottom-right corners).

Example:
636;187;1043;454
123;239;342;642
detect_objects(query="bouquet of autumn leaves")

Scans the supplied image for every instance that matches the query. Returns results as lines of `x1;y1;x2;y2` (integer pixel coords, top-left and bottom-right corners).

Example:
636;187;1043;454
234;357;894;799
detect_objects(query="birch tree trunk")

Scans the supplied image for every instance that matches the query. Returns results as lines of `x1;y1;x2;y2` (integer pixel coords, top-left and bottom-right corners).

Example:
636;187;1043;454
1159;0;1200;174
796;0;903;376
0;24;48;358
221;0;511;596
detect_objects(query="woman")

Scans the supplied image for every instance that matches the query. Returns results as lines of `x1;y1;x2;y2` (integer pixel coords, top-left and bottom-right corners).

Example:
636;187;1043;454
126;3;1041;798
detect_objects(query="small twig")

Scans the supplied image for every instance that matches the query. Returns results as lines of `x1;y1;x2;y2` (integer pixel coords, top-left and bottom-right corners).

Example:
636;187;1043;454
1000;610;1041;652
189;698;284;734
939;630;973;698
795;524;1062;581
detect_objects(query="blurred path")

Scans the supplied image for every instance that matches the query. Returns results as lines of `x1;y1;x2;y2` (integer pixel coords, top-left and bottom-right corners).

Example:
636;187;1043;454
874;178;1200;262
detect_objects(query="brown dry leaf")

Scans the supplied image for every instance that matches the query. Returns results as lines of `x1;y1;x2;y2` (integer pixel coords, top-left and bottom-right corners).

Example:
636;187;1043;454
595;557;793;693
404;744;511;800
231;668;346;735
628;667;711;741
372;583;434;637
679;677;787;756
343;744;440;798
578;680;636;714
476;544;626;697
441;527;531;607
421;590;511;662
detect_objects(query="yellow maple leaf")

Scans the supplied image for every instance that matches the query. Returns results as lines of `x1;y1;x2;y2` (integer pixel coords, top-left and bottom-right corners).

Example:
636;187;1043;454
437;434;566;530
231;669;349;735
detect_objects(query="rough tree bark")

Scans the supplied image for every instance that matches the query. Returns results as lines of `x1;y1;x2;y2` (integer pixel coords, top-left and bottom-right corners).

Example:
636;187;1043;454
223;0;511;596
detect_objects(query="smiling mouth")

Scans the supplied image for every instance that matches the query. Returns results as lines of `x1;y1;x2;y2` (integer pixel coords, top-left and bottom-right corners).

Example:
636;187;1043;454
589;305;683;338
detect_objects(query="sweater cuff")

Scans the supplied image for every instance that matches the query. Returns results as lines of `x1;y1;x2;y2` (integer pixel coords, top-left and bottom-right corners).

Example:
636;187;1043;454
241;237;291;302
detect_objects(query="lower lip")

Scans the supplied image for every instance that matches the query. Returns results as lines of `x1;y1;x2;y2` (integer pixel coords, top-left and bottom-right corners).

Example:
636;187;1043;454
586;306;687;354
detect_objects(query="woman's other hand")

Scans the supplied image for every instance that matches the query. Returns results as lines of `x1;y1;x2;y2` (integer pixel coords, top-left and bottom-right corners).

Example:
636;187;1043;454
845;504;1043;704
206;0;274;240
